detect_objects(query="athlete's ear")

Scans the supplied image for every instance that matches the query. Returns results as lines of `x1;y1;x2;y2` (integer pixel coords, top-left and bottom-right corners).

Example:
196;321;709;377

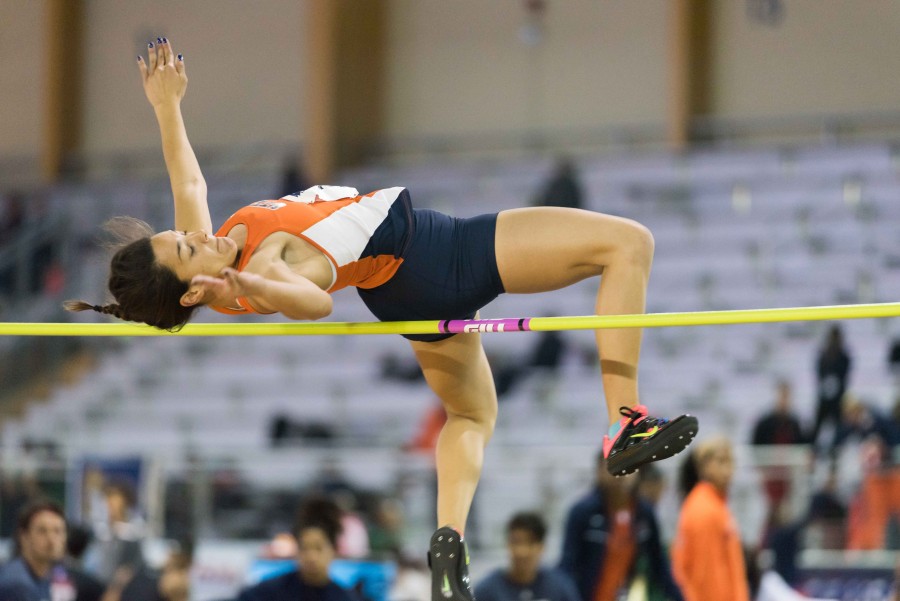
180;285;205;307
182;274;224;307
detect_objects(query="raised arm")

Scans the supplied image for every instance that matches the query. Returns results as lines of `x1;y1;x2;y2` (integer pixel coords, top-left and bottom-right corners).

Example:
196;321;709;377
138;38;212;234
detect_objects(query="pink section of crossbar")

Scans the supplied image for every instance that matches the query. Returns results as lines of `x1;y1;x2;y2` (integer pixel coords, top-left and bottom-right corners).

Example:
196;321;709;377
439;317;532;334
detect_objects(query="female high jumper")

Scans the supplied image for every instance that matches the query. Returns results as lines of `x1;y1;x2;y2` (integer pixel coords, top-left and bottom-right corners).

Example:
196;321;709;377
66;38;697;601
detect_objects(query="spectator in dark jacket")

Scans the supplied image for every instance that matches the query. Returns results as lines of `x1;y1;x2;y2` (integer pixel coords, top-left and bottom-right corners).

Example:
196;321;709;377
811;324;852;452
559;451;683;601
751;379;807;537
476;512;579;601
751;380;805;446
0;499;75;601
834;393;900;452
235;497;357;601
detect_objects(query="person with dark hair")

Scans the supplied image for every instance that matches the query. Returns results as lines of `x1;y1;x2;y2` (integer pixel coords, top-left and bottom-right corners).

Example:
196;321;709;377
475;512;578;601
0;499;75;601
671;438;749;601
235;497;357;601
66;38;698;601
559;452;683;601
811;324;852;451
64;523;105;601
93;478;146;584
751;380;805;447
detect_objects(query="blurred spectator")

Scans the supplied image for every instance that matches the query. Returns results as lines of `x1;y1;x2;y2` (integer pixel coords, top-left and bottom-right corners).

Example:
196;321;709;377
92;479;146;583
750;379;807;541
405;400;446;454
279;153;309;199
235;497;358;601
493;330;568;401
387;551;430;601
65;523;105;601
0;190;25;238
846;458;900;550
762;502;805;588
477;512;578;601
834;393;900;453
367;497;404;558
0;499;75;601
102;543;193;601
671;437;749;601
268;413;336;447
379;354;424;383
532;157;584;209
309;463;370;558
559;451;683;601
635;463;666;508
334;492;370;559
0;470;44;537
804;467;848;550
811;324;852;452
751;380;805;446
0;190;25;296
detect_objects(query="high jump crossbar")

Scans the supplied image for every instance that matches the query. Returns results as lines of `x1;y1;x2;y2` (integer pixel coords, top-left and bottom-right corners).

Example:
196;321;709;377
1;302;899;337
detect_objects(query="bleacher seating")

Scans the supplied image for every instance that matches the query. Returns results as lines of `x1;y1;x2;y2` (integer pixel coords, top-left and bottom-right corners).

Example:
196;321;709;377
4;141;900;552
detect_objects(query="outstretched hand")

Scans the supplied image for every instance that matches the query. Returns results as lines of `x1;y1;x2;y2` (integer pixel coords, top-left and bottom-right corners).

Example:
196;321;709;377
137;37;187;109
190;268;267;305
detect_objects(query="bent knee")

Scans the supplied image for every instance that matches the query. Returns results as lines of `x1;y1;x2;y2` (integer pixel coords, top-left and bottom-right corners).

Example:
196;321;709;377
618;219;655;267
445;401;498;433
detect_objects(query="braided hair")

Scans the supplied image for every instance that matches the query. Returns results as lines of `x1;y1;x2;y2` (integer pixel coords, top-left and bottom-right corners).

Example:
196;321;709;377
64;217;200;331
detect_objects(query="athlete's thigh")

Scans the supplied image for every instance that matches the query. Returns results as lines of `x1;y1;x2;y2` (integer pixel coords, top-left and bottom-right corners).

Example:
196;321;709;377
409;332;497;419
495;206;647;293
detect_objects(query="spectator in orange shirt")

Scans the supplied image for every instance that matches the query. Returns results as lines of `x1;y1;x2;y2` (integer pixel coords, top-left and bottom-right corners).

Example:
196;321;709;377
671;437;750;601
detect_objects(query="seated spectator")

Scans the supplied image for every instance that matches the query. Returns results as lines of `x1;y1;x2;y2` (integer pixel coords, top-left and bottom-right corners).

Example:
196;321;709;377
559;450;683;601
475;512;578;601
235;497;358;601
0;499;75;600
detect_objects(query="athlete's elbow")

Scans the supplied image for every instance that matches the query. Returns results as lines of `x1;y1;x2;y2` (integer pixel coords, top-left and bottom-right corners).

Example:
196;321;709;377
308;295;333;320
285;295;332;321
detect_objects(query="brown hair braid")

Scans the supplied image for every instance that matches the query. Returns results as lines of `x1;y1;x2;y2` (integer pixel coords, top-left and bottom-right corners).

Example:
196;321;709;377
63;217;200;331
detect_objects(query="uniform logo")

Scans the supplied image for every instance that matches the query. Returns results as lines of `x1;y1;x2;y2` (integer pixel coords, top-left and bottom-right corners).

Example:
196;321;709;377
249;200;286;210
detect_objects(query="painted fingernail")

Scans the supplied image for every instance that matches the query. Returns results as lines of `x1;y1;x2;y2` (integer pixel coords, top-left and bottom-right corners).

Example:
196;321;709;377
148;41;154;48
157;37;162;43
162;37;168;43
137;56;143;62
177;54;183;61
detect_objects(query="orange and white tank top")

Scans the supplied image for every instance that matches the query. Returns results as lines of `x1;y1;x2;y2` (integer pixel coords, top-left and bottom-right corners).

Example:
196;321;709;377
212;186;410;314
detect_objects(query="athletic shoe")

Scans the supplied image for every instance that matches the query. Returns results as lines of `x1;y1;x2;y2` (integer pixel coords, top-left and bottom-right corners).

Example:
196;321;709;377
603;405;699;476
428;526;475;601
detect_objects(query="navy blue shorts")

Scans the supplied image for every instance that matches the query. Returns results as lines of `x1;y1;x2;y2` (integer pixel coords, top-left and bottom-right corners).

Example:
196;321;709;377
357;208;505;342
